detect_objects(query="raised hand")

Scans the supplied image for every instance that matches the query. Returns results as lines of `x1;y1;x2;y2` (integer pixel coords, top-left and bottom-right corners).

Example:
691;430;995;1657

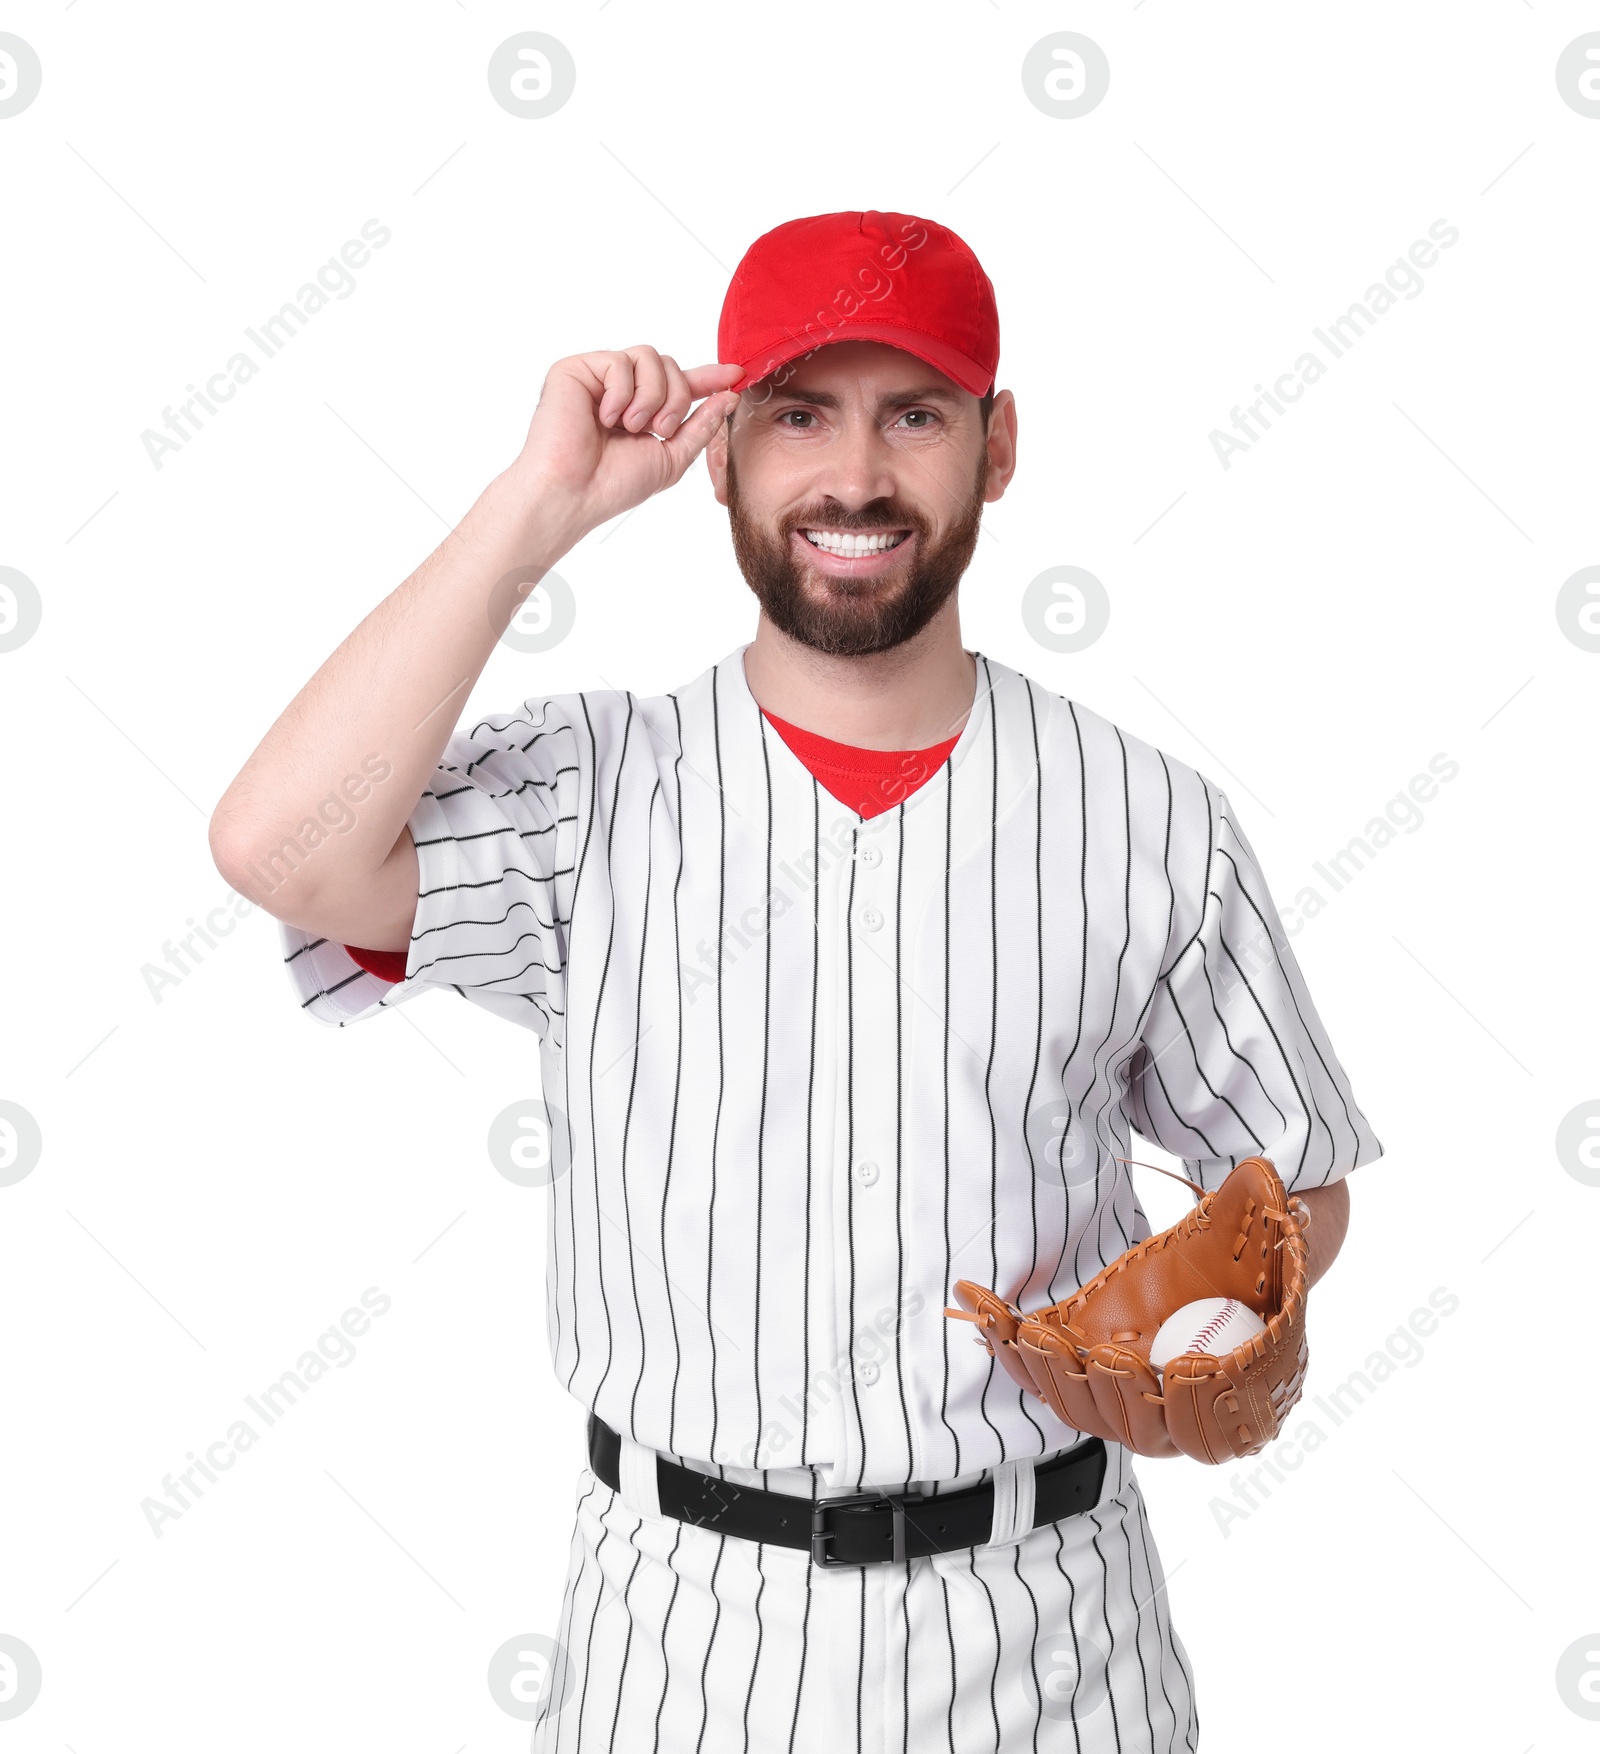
517;347;744;539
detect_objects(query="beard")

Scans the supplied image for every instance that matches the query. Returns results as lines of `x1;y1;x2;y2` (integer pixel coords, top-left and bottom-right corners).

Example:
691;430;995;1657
726;451;988;658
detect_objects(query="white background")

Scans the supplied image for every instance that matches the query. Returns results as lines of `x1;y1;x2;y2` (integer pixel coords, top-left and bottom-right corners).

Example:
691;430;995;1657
3;3;1596;1748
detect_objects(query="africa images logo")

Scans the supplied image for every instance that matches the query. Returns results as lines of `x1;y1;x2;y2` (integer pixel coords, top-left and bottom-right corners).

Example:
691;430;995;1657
1209;220;1459;469
139;222;391;470
0;34;42;120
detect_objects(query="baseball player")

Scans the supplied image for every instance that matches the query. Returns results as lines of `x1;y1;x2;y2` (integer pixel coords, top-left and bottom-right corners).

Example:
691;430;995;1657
211;211;1380;1751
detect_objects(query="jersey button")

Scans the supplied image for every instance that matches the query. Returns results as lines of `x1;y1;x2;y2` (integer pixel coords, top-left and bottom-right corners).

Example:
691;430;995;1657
856;845;882;867
853;1159;879;1186
859;906;884;933
857;1359;881;1385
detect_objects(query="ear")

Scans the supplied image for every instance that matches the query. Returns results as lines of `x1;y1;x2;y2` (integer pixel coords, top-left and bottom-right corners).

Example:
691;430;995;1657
983;389;1018;503
705;410;732;506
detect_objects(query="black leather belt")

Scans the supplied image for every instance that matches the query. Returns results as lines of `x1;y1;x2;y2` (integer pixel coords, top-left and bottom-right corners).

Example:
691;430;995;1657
587;1413;1107;1568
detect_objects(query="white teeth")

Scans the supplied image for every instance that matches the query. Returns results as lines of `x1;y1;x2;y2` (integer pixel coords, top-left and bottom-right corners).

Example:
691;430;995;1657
801;529;908;556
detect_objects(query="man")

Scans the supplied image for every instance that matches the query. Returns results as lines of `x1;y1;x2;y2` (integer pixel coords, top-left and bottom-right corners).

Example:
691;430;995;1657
210;211;1379;1750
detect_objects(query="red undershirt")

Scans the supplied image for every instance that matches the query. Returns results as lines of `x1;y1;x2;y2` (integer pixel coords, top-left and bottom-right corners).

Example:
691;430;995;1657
344;707;961;986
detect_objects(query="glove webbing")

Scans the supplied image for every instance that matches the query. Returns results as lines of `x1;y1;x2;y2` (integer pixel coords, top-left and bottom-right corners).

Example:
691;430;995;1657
945;1157;1308;1333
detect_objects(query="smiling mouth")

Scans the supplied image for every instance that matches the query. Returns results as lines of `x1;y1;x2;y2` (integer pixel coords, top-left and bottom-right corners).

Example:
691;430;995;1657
799;528;911;557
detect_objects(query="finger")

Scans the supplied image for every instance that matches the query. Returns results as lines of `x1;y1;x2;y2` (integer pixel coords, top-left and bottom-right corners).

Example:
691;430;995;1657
1022;1325;1102;1433
683;362;746;398
1085;1345;1177;1457
1162;1360;1238;1463
620;347;668;433
652;355;694;438
659;389;740;480
593;353;636;429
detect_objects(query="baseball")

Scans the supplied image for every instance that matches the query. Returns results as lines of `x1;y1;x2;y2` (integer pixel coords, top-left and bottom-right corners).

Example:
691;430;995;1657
1148;1298;1265;1380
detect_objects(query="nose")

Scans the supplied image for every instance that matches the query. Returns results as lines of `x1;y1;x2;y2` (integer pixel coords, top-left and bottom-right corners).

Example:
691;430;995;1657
815;410;901;514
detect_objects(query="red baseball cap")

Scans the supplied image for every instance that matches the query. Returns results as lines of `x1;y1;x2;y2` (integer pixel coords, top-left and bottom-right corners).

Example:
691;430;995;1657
718;210;999;399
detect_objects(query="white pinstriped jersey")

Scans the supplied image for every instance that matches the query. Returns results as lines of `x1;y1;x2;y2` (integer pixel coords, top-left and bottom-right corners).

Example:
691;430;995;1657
282;645;1380;1494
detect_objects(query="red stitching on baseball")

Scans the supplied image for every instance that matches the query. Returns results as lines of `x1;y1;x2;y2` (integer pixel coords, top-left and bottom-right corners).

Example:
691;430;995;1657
1190;1306;1238;1350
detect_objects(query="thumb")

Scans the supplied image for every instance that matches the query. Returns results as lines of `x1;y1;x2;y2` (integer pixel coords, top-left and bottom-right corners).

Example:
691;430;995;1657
661;389;739;482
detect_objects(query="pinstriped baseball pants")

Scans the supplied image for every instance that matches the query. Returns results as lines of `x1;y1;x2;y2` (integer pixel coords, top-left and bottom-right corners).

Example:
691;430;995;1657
530;1440;1198;1752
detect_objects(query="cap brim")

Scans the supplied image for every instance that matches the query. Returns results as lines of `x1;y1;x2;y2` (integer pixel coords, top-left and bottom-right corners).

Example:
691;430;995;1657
730;320;994;399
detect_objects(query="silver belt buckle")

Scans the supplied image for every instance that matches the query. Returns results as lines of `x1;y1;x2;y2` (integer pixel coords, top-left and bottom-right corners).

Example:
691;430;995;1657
809;1489;926;1567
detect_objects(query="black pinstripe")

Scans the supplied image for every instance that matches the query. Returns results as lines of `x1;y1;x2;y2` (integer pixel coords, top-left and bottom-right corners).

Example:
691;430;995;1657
663;694;689;1453
707;667;728;1462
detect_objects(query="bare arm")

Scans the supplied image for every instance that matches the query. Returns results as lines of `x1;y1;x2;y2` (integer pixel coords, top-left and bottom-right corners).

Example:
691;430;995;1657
1295;1178;1351;1288
208;350;742;952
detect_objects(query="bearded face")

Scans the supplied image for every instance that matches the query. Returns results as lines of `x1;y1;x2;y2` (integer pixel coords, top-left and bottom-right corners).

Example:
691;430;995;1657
724;430;989;658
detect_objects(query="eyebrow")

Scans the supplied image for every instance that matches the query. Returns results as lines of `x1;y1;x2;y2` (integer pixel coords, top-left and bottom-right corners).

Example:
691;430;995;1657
765;384;969;414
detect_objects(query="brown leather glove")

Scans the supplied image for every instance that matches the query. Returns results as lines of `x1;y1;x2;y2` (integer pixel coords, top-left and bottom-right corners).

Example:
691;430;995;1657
946;1156;1312;1465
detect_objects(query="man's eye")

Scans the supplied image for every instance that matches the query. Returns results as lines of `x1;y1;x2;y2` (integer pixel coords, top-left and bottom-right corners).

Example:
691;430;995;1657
780;409;815;428
898;409;935;429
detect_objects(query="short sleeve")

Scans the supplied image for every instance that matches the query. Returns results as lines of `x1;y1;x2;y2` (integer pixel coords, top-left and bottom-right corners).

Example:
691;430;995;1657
1124;785;1382;1193
279;700;580;1036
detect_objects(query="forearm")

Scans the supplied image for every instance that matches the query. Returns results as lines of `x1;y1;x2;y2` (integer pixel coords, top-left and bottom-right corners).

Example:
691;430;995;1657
1295;1179;1351;1288
209;346;739;950
209;461;579;925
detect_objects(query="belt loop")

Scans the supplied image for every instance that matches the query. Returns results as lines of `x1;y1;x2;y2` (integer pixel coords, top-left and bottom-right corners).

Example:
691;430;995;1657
984;1456;1037;1548
617;1434;662;1520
